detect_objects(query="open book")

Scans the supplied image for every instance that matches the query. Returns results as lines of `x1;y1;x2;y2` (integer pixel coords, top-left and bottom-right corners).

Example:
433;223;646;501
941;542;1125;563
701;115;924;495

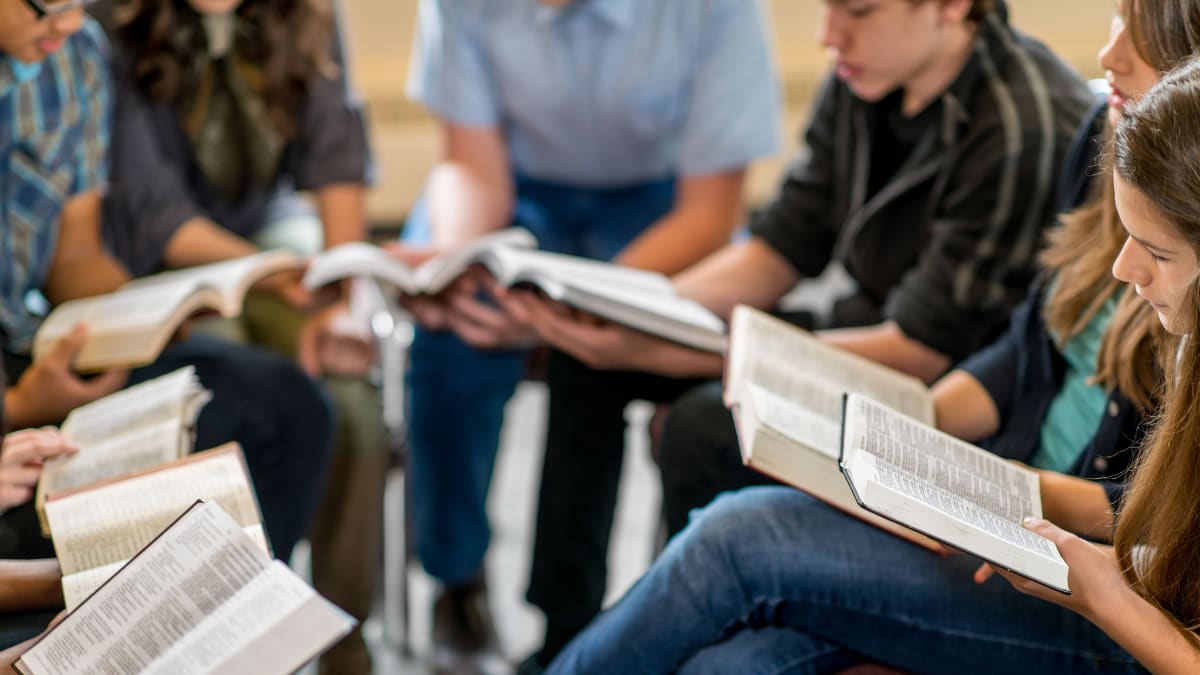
723;305;940;550
35;367;211;533
305;230;726;353
839;393;1069;593
15;501;354;675
42;443;268;611
34;250;302;372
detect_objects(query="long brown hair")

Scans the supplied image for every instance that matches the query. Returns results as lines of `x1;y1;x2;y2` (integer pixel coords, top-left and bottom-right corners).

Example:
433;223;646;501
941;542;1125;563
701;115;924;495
1112;57;1200;636
1039;0;1200;411
114;0;333;138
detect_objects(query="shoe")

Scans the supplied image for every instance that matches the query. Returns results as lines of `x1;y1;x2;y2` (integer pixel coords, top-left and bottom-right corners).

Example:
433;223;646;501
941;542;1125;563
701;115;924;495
431;576;510;675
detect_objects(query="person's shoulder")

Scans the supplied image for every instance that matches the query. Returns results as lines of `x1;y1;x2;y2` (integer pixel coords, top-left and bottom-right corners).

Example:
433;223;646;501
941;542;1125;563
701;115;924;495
67;17;111;63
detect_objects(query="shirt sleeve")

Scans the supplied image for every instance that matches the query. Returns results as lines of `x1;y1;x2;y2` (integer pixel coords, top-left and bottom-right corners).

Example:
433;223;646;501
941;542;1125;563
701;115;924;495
102;51;205;276
882;119;1056;361
405;0;499;127
956;287;1041;424
677;0;781;176
292;5;373;191
748;76;843;279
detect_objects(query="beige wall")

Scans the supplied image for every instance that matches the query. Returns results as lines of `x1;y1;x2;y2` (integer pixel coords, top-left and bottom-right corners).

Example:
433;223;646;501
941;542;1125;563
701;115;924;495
343;1;1112;225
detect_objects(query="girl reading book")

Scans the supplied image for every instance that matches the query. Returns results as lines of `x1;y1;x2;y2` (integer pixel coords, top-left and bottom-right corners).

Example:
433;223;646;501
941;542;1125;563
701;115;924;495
542;1;1200;672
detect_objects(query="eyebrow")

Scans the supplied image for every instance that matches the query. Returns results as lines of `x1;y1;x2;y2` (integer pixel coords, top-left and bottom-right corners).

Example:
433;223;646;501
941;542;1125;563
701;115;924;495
1132;234;1177;256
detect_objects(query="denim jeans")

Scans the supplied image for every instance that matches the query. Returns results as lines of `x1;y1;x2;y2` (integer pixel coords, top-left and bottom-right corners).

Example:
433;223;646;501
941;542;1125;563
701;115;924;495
548;488;1144;675
403;174;675;585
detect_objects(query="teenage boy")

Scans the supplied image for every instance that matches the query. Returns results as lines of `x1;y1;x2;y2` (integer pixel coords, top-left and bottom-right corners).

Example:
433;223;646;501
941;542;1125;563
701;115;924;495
502;0;1093;669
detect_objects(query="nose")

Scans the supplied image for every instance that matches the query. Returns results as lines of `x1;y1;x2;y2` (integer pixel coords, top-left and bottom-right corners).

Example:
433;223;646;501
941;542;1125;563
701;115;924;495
1097;15;1130;75
818;7;846;51
47;7;84;36
1112;235;1152;287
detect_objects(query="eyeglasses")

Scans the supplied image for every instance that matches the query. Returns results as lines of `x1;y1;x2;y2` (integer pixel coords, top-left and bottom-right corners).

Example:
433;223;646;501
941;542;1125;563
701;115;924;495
22;0;100;19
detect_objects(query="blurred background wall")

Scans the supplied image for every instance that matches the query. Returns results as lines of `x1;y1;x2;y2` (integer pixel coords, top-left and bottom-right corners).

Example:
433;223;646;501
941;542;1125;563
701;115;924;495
342;1;1111;230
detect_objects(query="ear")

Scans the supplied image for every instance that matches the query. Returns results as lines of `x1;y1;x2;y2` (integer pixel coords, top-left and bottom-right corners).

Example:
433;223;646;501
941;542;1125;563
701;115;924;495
938;0;974;24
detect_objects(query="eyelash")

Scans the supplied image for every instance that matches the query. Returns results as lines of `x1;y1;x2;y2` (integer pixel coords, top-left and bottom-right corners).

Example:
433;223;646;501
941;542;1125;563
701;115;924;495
1151;253;1170;263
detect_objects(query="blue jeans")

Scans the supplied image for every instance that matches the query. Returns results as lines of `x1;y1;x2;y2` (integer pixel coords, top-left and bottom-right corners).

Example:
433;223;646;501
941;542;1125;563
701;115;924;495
548;488;1144;675
403;174;675;585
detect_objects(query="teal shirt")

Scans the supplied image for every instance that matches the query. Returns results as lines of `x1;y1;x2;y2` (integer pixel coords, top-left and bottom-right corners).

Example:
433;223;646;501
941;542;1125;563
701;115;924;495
1031;294;1119;472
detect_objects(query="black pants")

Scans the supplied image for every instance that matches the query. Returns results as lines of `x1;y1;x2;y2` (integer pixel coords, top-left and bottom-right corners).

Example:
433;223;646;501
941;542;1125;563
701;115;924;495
525;351;702;657
658;379;780;538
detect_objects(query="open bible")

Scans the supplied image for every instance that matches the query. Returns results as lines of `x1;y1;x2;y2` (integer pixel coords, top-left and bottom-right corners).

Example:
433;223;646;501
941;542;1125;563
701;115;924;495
14;500;354;675
34;250;302;372
839;393;1069;593
41;443;267;611
723;305;940;550
304;229;726;353
35;367;210;533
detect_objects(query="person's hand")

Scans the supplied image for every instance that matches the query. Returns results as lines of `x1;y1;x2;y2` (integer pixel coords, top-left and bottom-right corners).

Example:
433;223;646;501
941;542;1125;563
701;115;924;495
432;269;538;350
6;324;129;428
973;517;1125;620
500;287;722;377
296;301;376;378
0;429;77;509
253;267;333;312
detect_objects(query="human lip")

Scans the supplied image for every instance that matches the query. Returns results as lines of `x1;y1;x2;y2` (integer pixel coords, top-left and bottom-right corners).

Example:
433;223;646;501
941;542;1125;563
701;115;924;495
835;60;861;81
1107;78;1128;109
1136;289;1167;312
36;37;64;54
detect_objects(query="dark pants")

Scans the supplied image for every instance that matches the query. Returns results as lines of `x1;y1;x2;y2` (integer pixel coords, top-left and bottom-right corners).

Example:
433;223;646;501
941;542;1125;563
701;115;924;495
1;334;333;561
527;351;702;656
658;380;779;538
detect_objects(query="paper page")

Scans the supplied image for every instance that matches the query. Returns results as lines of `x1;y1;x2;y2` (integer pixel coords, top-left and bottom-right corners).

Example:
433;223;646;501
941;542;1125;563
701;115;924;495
414;227;539;294
302;242;418;293
17;502;270;675
726;307;932;423
486;247;674;297
46;446;260;575
59;367;207;445
123;250;300;311
60;525;268;611
140;562;354;675
41;419;186;498
746;384;840;458
34;283;200;358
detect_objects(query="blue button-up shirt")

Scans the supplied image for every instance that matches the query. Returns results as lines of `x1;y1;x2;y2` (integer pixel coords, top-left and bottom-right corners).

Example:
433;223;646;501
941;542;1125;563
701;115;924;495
0;20;111;353
408;0;781;187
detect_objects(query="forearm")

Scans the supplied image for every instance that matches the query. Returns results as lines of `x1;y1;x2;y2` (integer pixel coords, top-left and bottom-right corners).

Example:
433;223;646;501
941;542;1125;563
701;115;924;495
614;171;745;275
1039;472;1114;542
819;321;951;384
0;559;61;612
426;162;513;248
931;370;1000;441
316;182;368;249
672;238;800;320
162;217;259;269
1090;587;1200;673
42;250;128;302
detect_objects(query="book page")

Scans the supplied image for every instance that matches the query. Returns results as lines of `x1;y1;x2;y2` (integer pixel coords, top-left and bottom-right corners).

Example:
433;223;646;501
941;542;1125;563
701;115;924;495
302;242;419;294
41;419;186;498
841;394;1068;590
58;367;208;445
122;250;301;314
485;246;674;297
725;306;933;423
414;227;539;294
45;445;260;576
60;524;269;611
746;384;840;458
139;562;354;675
16;502;271;675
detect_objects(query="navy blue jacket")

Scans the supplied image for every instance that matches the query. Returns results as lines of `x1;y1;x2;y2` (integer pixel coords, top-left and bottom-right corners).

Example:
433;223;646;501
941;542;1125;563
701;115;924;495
959;102;1149;510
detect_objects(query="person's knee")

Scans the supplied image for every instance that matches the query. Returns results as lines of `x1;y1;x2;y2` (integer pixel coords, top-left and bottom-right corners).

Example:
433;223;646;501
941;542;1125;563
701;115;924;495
681;487;808;551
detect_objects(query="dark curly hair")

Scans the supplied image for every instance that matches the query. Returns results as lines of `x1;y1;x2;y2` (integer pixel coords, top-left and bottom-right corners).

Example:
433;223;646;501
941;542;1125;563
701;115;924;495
114;0;333;138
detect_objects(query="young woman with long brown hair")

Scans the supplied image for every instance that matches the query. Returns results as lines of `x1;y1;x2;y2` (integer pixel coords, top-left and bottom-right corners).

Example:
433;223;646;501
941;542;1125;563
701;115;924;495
537;0;1200;672
96;1;379;673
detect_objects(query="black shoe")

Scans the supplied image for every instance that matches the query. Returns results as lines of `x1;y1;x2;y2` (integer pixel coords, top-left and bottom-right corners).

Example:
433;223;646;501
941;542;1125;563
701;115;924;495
431;576;509;675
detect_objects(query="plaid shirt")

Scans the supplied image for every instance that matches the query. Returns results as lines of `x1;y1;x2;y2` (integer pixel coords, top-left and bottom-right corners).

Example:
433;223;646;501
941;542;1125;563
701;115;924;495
0;19;111;354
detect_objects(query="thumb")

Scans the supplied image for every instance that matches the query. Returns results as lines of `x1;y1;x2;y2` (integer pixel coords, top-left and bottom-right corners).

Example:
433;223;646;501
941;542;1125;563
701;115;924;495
84;369;130;398
1023;516;1071;545
46;323;89;369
